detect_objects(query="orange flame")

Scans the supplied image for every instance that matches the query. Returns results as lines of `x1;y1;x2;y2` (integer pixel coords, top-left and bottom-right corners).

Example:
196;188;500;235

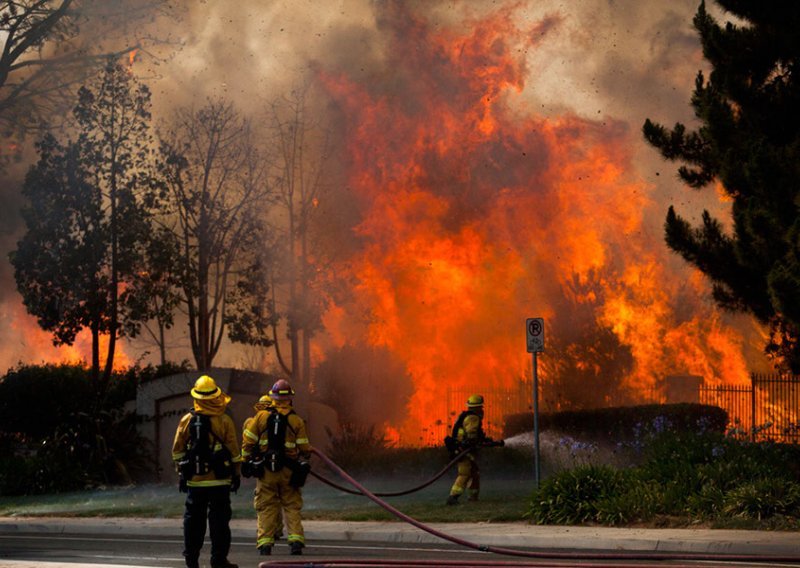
2;301;132;374
318;5;754;443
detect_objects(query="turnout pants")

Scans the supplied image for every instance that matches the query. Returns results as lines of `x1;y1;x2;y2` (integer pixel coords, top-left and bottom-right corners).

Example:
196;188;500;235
183;485;232;565
254;467;304;548
449;454;480;499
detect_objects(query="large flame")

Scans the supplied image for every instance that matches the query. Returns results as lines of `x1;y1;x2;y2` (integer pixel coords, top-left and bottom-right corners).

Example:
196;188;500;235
1;302;132;374
317;5;753;443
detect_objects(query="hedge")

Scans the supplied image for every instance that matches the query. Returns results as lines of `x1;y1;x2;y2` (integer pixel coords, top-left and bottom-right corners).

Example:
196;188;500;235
504;403;728;443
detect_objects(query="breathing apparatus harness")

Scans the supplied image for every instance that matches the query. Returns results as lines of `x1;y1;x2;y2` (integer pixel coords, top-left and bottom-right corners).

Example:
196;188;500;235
242;408;310;487
444;409;504;457
177;411;234;489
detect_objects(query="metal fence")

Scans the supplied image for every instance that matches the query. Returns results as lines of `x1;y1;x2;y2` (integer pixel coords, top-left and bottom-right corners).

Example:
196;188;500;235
700;374;800;444
439;373;800;447
442;382;532;444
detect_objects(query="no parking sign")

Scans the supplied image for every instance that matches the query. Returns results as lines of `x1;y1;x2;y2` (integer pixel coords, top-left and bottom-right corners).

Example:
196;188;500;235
526;317;544;353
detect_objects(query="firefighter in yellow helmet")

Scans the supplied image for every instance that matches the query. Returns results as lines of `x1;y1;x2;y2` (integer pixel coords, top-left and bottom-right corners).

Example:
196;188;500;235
172;375;242;568
241;394;283;541
446;394;503;505
241;379;312;556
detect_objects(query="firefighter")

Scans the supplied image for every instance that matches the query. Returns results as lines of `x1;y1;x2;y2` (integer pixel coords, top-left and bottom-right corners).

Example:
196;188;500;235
446;393;502;505
242;379;312;556
172;375;242;568
241;394;283;541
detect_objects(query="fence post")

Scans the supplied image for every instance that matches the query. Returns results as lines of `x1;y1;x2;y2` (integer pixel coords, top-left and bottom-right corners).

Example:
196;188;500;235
750;372;757;442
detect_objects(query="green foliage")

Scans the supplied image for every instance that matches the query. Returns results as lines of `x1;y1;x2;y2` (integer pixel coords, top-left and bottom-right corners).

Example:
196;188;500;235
10;60;161;385
723;479;800;521
504;403;728;441
642;0;800;370
0;363;162;494
527;465;629;524
527;427;800;526
594;478;663;526
0;363;93;439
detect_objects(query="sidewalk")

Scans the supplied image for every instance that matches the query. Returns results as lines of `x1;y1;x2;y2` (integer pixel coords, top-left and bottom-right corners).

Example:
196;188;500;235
1;515;799;557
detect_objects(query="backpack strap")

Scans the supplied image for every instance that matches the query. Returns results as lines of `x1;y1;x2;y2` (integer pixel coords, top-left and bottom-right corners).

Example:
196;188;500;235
191;410;227;441
451;410;473;438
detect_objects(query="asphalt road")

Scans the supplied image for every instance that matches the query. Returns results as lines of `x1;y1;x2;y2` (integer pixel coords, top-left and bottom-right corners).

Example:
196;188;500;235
0;531;492;567
3;530;800;568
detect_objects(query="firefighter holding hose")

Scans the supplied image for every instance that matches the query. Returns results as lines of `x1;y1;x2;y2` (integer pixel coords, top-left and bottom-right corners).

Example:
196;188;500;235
445;394;503;505
241;379;312;556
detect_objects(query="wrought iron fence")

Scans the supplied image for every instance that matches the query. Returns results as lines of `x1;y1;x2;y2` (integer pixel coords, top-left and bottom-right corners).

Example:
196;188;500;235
442;382;532;444
439;373;800;447
701;374;800;444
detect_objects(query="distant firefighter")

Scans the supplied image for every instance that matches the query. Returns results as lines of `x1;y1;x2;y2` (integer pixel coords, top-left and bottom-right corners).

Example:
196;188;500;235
172;375;242;568
241;379;312;556
444;394;504;505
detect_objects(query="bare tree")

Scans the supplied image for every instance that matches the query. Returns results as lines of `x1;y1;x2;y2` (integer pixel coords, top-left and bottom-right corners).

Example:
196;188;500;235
265;84;334;390
157;99;273;370
0;0;175;163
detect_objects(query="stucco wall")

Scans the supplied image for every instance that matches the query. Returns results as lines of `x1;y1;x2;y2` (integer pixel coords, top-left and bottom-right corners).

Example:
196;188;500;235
136;368;337;481
137;368;271;481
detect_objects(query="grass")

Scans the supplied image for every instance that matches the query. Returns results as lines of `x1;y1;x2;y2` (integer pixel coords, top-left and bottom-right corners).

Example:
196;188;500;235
0;470;533;523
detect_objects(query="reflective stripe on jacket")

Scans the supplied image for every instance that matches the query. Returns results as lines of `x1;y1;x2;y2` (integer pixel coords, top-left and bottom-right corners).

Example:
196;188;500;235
241;405;311;460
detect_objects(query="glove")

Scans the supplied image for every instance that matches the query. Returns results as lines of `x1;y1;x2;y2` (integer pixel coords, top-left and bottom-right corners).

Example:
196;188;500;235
230;474;241;493
178;477;188;493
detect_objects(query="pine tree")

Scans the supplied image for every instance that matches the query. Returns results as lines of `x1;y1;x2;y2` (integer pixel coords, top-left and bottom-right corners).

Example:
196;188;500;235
643;1;800;371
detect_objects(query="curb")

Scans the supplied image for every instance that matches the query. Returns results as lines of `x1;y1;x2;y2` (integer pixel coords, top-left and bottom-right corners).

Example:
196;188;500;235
1;517;799;557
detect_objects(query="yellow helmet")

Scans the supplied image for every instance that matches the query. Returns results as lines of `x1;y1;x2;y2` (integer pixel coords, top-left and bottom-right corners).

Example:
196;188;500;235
253;393;273;412
191;375;221;400
467;394;484;408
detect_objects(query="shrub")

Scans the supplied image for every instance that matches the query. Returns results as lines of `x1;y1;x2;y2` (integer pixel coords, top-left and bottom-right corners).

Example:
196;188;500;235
595;478;662;525
527;465;629;524
723;479;800;520
504;404;728;443
0;363;166;494
0;363;93;439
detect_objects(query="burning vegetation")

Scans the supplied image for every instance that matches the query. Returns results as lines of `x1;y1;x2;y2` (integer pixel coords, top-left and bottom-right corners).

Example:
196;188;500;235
3;1;794;447
316;5;751;442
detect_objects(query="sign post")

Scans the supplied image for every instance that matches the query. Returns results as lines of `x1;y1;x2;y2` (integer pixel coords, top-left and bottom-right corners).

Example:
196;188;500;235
526;317;544;488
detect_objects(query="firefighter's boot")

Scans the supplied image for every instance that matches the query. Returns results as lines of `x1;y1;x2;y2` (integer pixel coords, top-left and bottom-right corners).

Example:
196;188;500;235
290;541;304;555
259;545;272;556
446;494;460;506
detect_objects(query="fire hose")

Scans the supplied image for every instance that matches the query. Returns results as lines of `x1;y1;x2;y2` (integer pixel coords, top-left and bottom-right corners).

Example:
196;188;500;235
309;446;472;497
306;447;800;564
